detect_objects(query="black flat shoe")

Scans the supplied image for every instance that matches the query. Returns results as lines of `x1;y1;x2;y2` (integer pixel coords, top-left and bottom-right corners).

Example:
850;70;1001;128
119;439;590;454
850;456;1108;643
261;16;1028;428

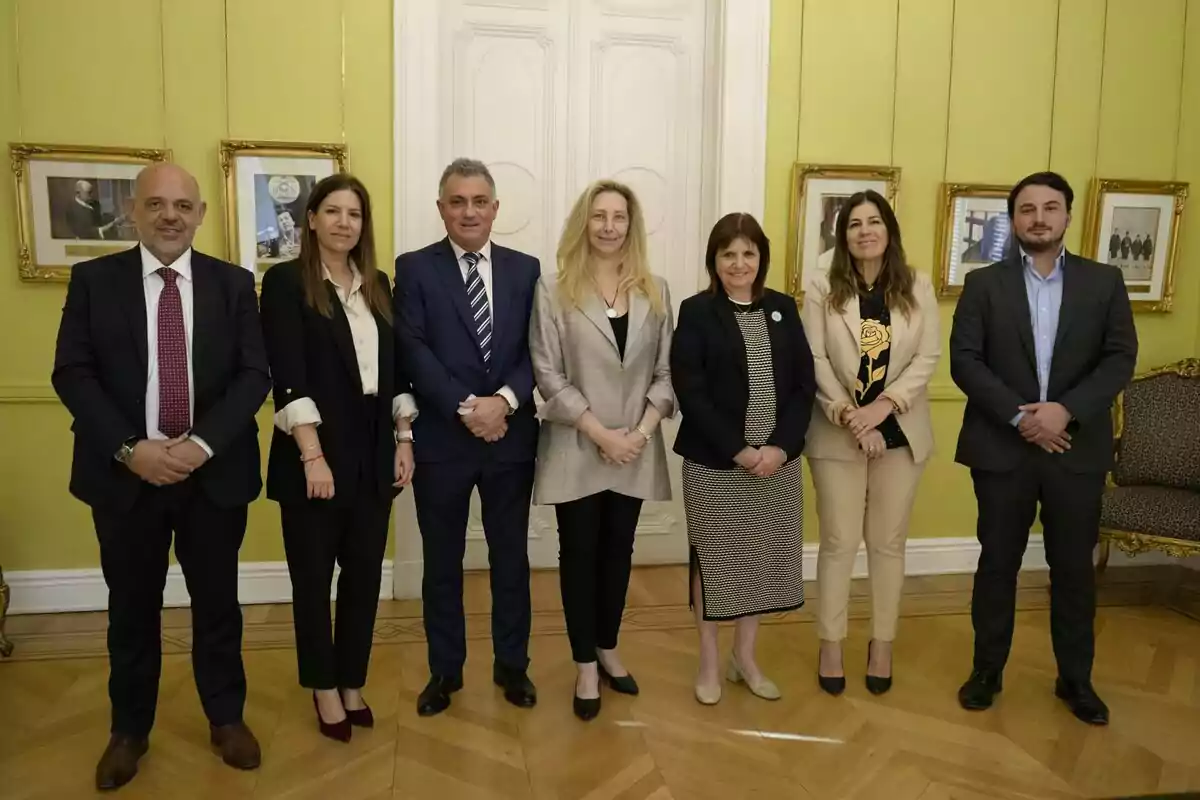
818;674;846;696
493;662;537;708
958;669;1003;711
573;691;601;721
312;693;352;743
417;674;463;717
597;662;640;696
1055;678;1109;726
865;640;893;696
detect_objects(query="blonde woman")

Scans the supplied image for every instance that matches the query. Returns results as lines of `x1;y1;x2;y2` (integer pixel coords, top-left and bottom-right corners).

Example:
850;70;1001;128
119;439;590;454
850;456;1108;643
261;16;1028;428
802;190;940;696
529;180;674;721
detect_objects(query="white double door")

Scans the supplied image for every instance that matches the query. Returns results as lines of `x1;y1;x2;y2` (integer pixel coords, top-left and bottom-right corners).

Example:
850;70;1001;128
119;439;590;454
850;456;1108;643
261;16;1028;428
393;0;768;588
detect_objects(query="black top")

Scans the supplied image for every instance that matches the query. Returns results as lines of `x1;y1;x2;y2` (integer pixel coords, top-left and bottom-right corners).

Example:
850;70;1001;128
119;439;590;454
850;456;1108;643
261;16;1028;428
856;283;908;450
670;288;817;469
609;312;629;360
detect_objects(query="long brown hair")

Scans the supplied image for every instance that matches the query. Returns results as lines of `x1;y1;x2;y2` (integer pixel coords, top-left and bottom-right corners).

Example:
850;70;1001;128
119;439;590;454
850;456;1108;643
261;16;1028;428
704;212;770;300
826;190;916;318
299;173;391;321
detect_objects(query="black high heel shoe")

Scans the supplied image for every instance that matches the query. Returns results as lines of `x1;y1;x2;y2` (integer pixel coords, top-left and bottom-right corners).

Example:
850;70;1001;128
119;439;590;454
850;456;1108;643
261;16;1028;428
312;692;352;742
865;640;893;696
817;642;846;696
573;672;601;721
597;662;640;696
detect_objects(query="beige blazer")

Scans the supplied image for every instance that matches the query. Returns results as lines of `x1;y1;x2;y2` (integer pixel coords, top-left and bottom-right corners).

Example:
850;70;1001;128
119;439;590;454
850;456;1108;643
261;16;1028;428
530;273;675;505
801;271;941;463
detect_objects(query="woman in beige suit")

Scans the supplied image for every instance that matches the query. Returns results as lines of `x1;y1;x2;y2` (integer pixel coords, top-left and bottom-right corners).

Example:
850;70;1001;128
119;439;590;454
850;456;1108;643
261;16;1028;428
802;190;940;696
530;179;674;721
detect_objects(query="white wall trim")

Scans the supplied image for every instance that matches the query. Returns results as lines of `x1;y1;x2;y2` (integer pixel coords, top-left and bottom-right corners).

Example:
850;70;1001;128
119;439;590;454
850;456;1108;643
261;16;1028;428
7;561;394;615
712;0;771;221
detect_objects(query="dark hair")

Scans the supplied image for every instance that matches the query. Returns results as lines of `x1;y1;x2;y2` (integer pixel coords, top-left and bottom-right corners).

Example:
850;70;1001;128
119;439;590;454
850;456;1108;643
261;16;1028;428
1007;171;1074;217
704;213;770;300
826;190;916;318
299;173;391;321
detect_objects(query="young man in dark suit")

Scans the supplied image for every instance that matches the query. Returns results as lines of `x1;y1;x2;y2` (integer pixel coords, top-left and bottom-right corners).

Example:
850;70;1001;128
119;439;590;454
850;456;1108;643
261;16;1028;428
394;158;541;716
949;171;1137;725
52;164;270;790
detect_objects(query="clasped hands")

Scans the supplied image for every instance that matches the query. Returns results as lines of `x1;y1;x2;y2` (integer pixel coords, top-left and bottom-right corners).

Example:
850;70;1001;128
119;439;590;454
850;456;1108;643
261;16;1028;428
125;436;209;486
734;445;787;478
1016;401;1072;453
840;399;892;460
593;427;648;466
460;395;510;443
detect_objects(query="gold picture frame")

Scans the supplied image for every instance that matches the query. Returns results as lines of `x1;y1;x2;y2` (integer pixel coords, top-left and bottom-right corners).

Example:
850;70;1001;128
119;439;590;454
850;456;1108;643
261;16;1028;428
219;140;348;280
1080;178;1187;312
9;143;170;281
785;163;900;300
934;183;1012;297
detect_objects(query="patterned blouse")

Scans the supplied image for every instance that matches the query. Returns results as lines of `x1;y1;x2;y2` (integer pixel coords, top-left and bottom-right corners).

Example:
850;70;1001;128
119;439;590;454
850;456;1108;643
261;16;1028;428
854;283;909;450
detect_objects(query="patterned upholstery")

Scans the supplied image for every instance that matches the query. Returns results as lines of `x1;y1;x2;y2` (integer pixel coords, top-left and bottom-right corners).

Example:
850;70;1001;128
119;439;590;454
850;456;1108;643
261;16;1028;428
1112;372;1200;491
1100;486;1200;543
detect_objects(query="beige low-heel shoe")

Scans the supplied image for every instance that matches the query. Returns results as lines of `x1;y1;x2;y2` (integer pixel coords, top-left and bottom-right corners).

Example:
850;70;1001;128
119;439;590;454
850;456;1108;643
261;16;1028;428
727;658;781;700
694;681;722;705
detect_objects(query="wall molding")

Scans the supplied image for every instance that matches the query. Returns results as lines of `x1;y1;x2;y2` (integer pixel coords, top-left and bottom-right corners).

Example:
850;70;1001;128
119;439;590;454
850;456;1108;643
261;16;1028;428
7;560;394;615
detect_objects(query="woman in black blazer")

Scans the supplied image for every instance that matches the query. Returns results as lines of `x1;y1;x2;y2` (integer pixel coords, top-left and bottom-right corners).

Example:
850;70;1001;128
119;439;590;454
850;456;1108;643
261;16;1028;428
260;174;415;742
670;212;816;705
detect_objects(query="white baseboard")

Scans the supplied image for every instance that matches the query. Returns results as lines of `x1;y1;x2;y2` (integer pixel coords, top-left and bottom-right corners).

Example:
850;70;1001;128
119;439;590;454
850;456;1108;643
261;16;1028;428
6;561;394;615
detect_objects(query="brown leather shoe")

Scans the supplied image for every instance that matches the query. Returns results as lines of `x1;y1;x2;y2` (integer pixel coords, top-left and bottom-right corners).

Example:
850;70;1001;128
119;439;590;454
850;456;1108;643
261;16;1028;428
209;722;261;770
95;733;149;791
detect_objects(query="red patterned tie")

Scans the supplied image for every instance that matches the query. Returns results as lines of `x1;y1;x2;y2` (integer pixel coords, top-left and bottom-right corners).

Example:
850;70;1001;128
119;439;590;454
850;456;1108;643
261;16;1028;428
157;268;190;437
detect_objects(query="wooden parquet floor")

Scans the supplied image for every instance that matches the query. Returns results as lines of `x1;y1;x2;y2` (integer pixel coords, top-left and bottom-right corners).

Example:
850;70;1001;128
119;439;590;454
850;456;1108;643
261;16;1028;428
2;566;1199;800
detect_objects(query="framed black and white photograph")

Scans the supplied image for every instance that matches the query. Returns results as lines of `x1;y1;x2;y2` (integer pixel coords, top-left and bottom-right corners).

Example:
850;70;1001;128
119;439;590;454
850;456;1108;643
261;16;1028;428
785;163;900;299
219;140;348;279
1082;179;1188;311
9;143;169;281
935;183;1013;296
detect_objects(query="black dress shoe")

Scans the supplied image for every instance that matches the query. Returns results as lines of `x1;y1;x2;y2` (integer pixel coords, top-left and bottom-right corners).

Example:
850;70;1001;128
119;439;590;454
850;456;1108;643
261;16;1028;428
958;669;1003;710
597;662;640;696
417;674;463;717
865;640;893;696
1055;678;1109;725
95;733;149;791
493;663;537;708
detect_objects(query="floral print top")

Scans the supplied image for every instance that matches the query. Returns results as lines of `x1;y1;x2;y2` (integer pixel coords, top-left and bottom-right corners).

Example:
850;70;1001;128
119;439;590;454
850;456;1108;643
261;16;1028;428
855;283;909;450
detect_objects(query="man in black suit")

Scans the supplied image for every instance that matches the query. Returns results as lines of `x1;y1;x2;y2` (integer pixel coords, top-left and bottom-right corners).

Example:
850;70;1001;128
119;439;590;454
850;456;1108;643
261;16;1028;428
949;171;1137;725
52;164;270;789
395;158;541;716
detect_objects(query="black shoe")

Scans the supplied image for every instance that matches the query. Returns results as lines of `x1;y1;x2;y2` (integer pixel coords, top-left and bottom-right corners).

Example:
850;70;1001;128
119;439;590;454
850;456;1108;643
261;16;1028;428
597;662;640;696
493;662;537;708
417;674;463;717
1055;678;1109;726
573;690;601;721
958;669;1003;710
817;674;846;696
865;640;893;696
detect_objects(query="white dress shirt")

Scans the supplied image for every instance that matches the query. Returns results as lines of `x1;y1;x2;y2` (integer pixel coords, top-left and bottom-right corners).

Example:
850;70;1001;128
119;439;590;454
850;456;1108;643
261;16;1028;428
274;263;419;432
140;245;212;456
447;239;519;412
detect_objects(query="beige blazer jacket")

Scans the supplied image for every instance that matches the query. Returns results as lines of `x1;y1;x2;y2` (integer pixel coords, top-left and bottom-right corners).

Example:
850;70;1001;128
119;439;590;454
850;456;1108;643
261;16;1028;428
529;273;675;505
801;270;941;463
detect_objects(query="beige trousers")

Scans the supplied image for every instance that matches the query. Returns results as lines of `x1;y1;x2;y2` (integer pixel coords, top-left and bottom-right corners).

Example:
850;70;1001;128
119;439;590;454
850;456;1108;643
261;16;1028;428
810;448;926;642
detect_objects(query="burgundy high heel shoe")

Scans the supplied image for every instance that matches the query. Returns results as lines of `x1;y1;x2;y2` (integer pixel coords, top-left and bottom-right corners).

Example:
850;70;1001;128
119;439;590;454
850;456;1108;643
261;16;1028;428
313;692;352;742
342;696;374;728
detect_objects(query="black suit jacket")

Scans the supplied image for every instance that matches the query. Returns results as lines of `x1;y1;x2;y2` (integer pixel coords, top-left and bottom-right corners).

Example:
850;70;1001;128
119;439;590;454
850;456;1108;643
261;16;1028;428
51;246;270;512
670;289;817;469
394;238;540;464
949;252;1137;474
260;260;408;506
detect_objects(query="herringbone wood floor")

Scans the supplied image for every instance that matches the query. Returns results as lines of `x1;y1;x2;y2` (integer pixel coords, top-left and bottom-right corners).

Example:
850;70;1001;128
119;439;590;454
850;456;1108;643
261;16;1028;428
2;566;1199;799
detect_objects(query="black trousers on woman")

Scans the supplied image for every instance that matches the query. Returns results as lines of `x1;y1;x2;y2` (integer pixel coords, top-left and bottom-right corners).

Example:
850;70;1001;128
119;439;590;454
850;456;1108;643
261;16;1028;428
555;490;644;663
281;396;391;690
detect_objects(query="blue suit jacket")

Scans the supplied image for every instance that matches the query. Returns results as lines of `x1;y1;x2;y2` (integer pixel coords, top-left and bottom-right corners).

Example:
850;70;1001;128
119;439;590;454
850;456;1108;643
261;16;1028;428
394;238;541;463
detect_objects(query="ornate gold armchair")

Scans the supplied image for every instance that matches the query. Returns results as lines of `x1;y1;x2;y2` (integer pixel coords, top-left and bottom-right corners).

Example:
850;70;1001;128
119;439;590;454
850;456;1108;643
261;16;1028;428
0;566;11;657
1097;358;1200;571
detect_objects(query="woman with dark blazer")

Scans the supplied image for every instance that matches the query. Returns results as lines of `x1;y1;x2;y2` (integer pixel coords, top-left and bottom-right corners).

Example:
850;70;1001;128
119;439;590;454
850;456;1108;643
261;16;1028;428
260;174;416;743
670;212;816;705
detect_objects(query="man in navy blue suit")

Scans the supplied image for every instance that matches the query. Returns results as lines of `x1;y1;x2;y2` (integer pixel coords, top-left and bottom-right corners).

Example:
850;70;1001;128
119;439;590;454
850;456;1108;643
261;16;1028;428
395;158;541;716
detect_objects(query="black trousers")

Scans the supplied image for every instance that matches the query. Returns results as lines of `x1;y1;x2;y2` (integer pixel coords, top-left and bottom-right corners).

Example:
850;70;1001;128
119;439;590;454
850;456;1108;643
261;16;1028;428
970;453;1105;682
555;491;643;663
92;481;248;738
280;494;391;690
412;459;535;676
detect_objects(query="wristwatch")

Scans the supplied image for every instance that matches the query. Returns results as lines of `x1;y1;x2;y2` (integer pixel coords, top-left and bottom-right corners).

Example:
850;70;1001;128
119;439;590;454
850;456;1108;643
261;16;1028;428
394;429;414;444
114;437;139;464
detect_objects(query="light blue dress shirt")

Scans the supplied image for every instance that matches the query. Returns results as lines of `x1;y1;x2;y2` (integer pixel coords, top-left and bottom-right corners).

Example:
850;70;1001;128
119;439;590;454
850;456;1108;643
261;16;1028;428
1011;247;1064;427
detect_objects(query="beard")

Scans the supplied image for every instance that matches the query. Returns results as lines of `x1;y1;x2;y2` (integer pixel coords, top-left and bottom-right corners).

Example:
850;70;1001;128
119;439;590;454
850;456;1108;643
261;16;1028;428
1015;230;1063;254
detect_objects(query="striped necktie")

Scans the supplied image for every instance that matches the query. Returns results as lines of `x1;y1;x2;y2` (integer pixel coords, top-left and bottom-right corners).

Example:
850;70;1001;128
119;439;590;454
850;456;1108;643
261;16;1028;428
463;251;492;366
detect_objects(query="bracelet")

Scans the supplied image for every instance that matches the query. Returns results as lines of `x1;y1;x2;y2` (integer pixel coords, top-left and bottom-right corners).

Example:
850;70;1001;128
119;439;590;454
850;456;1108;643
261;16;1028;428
635;424;653;441
301;452;325;464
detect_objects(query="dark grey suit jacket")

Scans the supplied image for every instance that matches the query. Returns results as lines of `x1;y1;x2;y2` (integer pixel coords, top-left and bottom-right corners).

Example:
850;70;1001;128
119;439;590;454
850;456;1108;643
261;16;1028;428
949;252;1137;474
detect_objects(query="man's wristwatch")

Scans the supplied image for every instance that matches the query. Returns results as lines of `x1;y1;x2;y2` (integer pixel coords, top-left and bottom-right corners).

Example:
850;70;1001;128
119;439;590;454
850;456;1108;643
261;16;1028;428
114;437;139;464
394;429;414;444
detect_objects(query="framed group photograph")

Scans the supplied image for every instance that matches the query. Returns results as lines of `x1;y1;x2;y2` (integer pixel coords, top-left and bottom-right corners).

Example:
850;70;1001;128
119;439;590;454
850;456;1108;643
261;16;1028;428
934;183;1013;296
1081;179;1187;312
10;143;169;281
786;163;901;298
219;140;348;279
